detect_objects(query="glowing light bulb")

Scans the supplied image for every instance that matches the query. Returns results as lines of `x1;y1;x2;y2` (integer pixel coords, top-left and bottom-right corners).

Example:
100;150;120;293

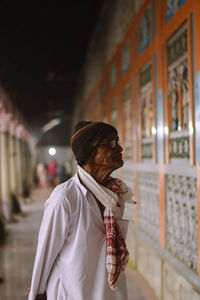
164;126;169;135
151;126;156;135
49;147;56;156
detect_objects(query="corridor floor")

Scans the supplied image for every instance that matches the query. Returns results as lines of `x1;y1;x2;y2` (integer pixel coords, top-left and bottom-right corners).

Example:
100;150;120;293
0;187;156;300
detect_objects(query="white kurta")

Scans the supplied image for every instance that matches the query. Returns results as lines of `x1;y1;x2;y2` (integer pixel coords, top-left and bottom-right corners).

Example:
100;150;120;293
28;173;127;300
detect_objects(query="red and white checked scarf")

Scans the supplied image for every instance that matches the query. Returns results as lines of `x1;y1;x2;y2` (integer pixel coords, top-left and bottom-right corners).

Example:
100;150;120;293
78;166;134;291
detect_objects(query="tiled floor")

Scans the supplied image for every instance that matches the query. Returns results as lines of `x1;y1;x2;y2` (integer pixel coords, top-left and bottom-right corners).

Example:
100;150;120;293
0;187;156;300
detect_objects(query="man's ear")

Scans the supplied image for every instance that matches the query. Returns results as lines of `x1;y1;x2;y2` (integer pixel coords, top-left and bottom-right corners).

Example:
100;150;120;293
83;141;99;167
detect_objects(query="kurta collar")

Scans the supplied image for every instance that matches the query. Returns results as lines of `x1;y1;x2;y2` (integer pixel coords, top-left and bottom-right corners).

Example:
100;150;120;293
73;172;88;196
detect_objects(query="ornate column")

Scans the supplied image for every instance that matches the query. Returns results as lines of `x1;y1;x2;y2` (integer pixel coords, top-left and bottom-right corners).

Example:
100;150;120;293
15;124;24;196
28;138;37;188
9;120;18;195
26;136;34;189
21;130;30;192
21;135;26;189
0;112;12;221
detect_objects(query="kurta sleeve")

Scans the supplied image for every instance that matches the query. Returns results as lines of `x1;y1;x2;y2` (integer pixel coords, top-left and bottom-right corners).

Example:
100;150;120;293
28;193;70;300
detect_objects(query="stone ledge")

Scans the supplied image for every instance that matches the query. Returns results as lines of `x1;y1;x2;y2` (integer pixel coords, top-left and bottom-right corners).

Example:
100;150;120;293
129;223;200;294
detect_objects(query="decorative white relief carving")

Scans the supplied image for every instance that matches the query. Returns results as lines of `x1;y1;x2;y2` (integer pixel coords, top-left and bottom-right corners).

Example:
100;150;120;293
165;174;198;272
138;171;159;241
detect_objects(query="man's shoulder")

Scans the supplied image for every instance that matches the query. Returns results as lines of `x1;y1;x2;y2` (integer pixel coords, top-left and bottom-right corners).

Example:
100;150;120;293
50;176;75;197
47;174;84;207
54;176;76;192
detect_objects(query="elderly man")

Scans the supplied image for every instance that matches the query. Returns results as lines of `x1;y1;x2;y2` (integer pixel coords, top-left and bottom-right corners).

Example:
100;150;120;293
28;121;133;300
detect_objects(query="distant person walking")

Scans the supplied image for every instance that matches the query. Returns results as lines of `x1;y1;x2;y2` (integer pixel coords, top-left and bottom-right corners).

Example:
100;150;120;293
56;164;67;184
47;160;57;186
36;163;48;188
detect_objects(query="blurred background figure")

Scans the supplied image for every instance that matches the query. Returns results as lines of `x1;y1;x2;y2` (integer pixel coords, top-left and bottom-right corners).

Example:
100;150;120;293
47;160;57;187
56;164;67;184
36;163;49;188
65;160;72;180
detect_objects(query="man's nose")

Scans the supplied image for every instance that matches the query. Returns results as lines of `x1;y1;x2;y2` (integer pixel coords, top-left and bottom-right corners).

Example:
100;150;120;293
116;143;123;152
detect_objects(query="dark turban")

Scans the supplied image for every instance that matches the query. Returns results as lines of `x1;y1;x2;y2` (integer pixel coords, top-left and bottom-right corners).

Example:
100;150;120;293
71;121;117;166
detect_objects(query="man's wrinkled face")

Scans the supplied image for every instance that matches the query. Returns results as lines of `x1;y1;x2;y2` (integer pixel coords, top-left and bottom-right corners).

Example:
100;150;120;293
91;132;124;171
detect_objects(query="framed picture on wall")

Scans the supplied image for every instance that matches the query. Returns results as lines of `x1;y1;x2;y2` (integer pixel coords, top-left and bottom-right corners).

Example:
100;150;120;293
167;22;190;162
139;61;153;160
122;40;131;75
122;81;133;160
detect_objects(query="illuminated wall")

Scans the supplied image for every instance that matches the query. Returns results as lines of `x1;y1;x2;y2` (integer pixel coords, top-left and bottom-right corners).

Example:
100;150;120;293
74;1;200;298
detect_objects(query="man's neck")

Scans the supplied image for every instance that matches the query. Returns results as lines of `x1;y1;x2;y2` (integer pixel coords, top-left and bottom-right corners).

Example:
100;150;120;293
81;164;112;186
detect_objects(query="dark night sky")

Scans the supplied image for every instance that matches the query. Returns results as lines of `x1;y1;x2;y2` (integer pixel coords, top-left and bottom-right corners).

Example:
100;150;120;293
0;0;104;144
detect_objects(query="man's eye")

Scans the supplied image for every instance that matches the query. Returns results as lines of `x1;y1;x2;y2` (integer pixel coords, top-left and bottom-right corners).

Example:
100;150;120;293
110;140;117;148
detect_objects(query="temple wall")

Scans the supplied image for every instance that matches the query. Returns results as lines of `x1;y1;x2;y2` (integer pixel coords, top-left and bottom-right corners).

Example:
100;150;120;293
73;0;200;299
